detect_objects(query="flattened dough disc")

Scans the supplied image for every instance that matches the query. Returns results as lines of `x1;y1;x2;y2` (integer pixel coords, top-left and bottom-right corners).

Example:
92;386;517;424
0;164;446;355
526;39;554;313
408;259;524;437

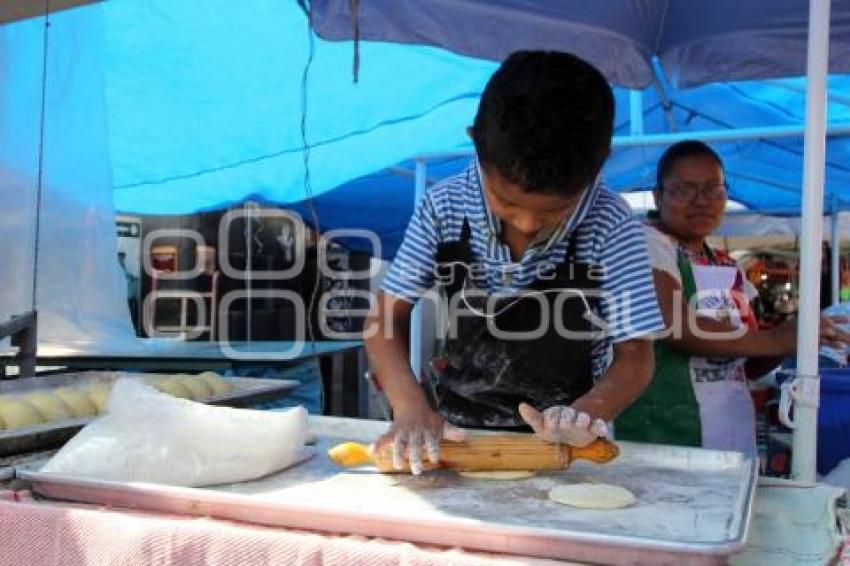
548;483;636;509
458;470;537;480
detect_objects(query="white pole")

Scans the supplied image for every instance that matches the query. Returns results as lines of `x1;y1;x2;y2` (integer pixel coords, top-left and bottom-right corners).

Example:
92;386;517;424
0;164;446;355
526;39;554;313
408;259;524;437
410;158;428;380
832;208;841;306
792;0;831;483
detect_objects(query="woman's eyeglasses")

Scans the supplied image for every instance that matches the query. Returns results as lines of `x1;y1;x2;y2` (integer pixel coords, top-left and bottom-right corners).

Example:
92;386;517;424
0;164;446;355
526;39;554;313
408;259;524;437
662;182;727;202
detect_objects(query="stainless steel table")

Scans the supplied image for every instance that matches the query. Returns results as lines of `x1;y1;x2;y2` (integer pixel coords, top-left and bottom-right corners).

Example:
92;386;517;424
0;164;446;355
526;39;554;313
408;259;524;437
19;416;760;565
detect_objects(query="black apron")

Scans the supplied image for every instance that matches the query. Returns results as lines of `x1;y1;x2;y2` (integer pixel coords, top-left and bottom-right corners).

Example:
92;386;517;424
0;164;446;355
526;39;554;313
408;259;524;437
425;218;603;430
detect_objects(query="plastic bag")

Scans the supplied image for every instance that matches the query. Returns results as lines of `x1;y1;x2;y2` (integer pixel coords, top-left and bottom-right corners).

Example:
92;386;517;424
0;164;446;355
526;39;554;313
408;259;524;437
42;378;313;487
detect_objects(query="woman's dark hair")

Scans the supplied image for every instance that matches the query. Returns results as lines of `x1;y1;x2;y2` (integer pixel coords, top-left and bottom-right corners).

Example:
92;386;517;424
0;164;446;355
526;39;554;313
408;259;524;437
656;140;724;190
471;50;614;196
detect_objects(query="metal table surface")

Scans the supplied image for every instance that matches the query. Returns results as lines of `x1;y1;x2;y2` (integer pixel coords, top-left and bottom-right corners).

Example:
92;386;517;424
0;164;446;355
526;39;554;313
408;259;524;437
20;416;759;565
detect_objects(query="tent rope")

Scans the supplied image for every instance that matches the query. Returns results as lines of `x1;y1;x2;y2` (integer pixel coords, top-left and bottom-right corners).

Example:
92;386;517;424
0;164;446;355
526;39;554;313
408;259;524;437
301;0;324;402
32;0;51;314
349;0;360;83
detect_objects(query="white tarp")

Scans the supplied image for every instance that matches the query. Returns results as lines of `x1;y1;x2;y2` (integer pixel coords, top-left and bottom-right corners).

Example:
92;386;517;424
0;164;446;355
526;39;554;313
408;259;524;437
0;6;135;347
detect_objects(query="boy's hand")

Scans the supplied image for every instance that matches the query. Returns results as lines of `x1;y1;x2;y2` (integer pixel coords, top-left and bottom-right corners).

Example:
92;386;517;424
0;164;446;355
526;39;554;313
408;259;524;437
371;398;467;475
518;402;608;447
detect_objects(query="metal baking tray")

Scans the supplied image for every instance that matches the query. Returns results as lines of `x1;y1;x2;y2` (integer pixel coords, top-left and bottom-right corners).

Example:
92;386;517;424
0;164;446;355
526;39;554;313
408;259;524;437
0;371;298;456
19;416;758;565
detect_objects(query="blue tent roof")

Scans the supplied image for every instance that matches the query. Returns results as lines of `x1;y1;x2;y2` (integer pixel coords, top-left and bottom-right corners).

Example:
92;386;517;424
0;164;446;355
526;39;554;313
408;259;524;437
3;1;849;259
608;78;850;214
288;72;850;258
104;0;494;215
312;0;850;89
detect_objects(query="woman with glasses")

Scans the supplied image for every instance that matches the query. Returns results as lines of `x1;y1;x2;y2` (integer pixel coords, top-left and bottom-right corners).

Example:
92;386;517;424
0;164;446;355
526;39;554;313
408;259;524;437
615;140;849;453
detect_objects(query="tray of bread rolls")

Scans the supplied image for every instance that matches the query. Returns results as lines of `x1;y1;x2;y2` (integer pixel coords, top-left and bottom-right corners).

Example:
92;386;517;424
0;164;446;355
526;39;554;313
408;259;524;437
0;371;298;456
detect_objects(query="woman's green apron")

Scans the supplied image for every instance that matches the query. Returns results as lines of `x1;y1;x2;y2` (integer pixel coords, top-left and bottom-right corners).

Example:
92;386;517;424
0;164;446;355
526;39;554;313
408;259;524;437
616;245;757;453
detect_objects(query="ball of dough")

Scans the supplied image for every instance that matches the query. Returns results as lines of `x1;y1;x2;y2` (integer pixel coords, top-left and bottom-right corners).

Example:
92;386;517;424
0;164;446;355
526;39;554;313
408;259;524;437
54;387;98;418
85;383;113;413
23;391;73;422
548;483;636;510
458;470;537;480
0;397;46;429
0;395;11;429
178;376;213;400
155;377;192;399
198;371;235;396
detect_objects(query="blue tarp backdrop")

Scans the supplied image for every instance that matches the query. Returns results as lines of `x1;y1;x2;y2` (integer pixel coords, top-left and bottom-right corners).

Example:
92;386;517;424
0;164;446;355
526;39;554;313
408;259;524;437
2;0;850;259
104;0;493;217
0;6;138;343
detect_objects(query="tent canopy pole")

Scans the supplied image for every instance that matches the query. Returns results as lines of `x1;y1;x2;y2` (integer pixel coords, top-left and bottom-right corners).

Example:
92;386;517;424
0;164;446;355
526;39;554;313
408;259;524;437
792;0;832;484
832;202;841;306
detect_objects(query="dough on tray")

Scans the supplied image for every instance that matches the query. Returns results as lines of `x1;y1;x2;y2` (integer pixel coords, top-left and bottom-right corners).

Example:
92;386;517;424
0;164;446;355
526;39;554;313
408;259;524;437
179;376;213;400
154;377;192;399
85;383;113;413
0;397;46;429
548;483;636;509
198;371;235;396
54;387;98;417
23;391;73;422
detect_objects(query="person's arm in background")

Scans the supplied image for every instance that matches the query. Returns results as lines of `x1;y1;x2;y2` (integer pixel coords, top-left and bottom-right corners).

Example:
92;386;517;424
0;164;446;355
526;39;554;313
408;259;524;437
654;269;849;368
364;194;465;475
655;269;790;357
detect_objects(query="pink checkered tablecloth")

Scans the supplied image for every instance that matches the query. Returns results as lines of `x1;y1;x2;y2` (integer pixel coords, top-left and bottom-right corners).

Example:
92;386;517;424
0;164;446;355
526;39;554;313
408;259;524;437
2;482;846;565
0;491;566;566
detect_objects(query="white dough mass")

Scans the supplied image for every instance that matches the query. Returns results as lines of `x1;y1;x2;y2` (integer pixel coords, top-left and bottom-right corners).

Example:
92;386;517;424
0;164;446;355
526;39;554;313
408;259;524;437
548;483;636;509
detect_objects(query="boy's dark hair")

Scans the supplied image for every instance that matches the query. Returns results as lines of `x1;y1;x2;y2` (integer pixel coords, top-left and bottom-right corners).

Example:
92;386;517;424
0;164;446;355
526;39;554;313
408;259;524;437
655;140;724;190
471;50;614;196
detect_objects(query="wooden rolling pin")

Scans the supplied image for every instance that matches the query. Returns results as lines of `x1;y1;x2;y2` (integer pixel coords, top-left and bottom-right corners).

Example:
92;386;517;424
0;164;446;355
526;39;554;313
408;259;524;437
328;435;619;473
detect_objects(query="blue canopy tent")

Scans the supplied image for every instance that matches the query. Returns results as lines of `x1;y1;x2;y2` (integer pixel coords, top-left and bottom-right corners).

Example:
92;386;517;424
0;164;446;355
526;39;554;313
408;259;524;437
311;0;850;89
278;75;850;260
2;0;850;481
82;2;849;236
308;0;850;483
97;8;850;255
